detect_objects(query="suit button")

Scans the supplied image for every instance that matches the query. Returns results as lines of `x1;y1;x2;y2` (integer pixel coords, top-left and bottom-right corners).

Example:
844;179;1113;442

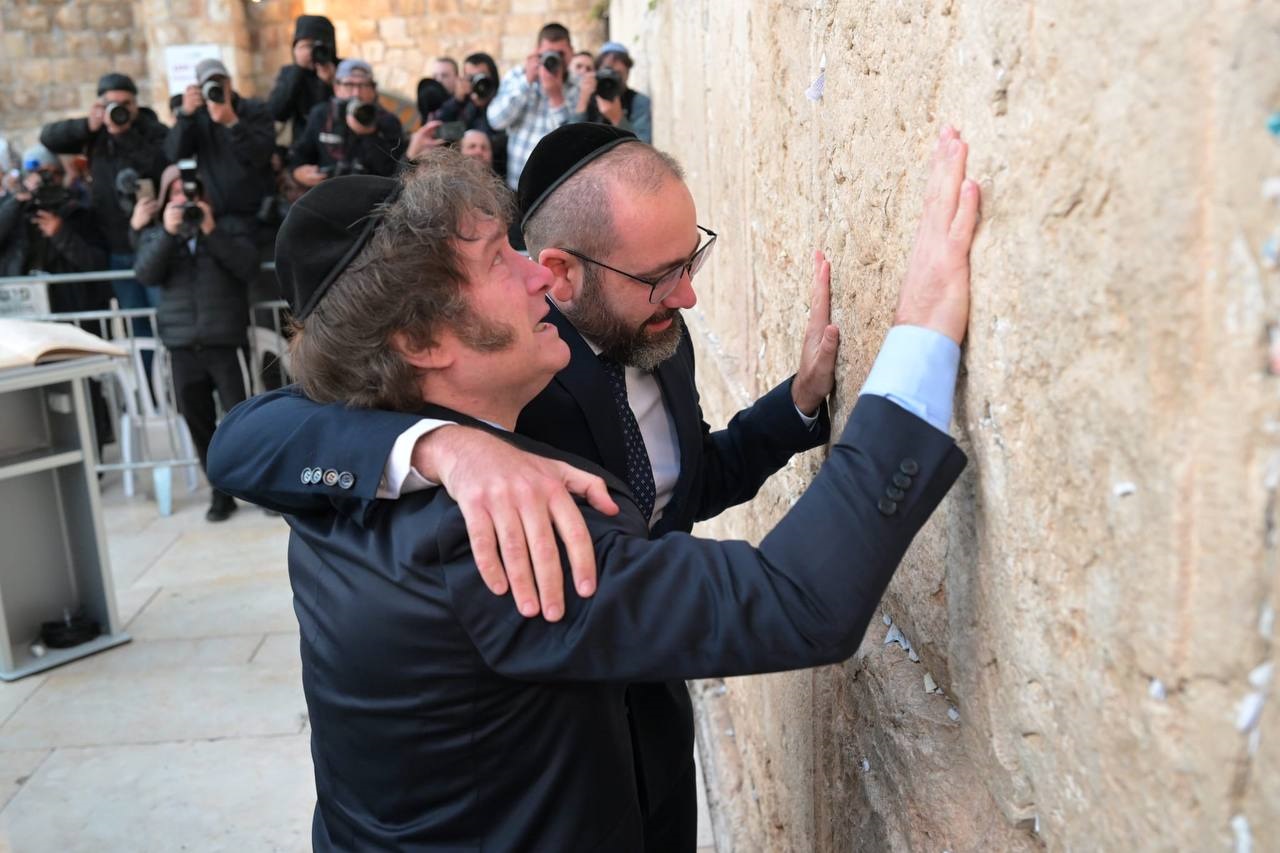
322;469;339;487
338;471;355;490
877;497;898;516
899;458;920;476
893;472;913;489
301;468;313;485
311;467;323;484
886;486;906;501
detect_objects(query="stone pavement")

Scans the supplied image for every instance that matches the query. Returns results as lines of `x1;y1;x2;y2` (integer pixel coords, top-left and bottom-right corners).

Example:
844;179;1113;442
0;481;716;851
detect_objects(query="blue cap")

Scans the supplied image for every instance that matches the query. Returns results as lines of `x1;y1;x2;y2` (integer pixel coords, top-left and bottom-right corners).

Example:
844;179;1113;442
21;145;58;174
599;41;629;57
336;58;374;81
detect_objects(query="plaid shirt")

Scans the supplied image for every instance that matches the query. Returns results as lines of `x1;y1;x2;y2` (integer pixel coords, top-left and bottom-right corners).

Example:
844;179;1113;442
486;66;579;189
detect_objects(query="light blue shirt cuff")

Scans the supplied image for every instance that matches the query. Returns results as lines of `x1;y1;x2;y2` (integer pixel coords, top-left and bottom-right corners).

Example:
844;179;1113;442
795;403;819;429
859;325;960;434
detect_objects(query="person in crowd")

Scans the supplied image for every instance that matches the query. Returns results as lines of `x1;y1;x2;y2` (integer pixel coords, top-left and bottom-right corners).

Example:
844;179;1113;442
569;50;595;80
133;164;258;522
167;58;275;220
434;52;507;176
487;22;579;189
575;41;652;143
40;72;169;335
208;121;979;849
267;15;338;144
459;129;495;172
207;131;975;849
433;57;460;96
289;59;405;187
0;145;108;312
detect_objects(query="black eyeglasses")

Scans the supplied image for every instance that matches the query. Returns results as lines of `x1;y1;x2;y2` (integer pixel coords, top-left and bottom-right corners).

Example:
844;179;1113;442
559;225;717;304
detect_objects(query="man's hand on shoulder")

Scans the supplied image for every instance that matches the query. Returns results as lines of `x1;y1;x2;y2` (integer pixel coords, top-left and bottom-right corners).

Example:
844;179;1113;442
792;250;840;417
412;426;620;623
895;125;981;345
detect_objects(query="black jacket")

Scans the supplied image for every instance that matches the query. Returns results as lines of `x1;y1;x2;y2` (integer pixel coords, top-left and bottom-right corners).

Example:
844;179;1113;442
40;110;169;254
266;64;333;143
273;399;964;851
132;214;257;348
435;96;507;177
0;192;110;313
288;99;404;178
165;94;276;219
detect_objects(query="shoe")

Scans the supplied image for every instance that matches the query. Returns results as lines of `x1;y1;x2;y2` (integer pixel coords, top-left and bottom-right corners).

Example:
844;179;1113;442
205;491;238;523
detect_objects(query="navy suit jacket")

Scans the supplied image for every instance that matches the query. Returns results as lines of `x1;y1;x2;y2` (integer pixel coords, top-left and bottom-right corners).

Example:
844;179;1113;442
285;397;965;850
210;307;832;813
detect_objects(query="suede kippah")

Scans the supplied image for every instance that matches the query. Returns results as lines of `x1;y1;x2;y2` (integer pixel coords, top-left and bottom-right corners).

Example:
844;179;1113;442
276;175;401;321
518;123;640;230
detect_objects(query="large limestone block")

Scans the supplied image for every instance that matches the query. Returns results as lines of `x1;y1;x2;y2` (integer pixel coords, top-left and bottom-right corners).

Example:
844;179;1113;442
611;0;1280;849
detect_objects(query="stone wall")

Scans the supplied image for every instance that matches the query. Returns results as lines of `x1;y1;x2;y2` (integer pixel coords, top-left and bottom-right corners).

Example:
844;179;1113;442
1;0;605;158
609;0;1280;850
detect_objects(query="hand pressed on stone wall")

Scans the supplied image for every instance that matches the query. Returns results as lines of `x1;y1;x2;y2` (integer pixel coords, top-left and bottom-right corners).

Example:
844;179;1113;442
792;250;840;417
894;125;980;346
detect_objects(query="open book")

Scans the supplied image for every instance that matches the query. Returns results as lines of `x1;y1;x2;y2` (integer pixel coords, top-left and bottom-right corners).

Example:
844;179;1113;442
0;319;127;371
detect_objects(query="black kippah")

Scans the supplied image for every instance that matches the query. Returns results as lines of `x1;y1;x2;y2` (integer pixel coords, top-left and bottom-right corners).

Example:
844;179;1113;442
97;73;137;95
518;123;640;230
275;175;402;321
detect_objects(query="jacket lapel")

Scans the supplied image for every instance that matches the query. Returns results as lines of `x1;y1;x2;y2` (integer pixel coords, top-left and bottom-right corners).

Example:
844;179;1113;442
545;304;630;479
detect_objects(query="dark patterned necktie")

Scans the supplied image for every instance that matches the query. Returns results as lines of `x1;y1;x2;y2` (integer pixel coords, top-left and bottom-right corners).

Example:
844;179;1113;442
598;355;656;523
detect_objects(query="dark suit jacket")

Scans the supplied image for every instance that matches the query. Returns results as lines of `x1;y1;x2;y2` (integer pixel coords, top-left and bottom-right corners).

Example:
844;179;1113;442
210;307;831;814
286;398;964;850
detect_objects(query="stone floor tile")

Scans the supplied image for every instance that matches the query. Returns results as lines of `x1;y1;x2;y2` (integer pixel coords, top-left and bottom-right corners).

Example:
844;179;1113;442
0;663;305;750
250;632;301;667
115;585;160;628
0;678;47;730
0;749;51;812
135;522;289;586
125;575;295;641
104;526;180;590
52;637;262;678
0;735;314;853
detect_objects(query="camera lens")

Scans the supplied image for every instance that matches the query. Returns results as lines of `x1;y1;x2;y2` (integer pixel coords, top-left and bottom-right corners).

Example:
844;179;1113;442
107;103;130;126
312;43;334;66
201;81;226;104
595;69;622;101
470;74;496;100
540;51;562;74
181;202;204;225
347;100;377;127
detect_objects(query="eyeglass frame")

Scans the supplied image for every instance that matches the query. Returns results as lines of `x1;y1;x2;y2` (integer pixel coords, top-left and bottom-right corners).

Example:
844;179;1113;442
557;225;717;304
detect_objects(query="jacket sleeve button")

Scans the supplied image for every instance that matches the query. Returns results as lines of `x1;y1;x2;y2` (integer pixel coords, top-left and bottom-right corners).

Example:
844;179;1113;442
886;486;906;502
899;458;920;476
893;472;913;489
877;497;898;516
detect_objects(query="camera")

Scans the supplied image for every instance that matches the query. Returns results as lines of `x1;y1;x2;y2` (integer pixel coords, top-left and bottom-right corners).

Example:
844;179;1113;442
201;79;227;104
105;100;131;127
312;42;335;66
318;160;365;178
30;174;70;214
114;167;140;212
434;121;466;143
594;67;623;101
469;73;496;100
345;98;377;128
540;50;563;75
177;159;204;234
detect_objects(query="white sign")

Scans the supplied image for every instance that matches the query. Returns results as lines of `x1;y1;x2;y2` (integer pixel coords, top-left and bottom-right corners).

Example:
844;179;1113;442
164;44;224;95
0;281;51;318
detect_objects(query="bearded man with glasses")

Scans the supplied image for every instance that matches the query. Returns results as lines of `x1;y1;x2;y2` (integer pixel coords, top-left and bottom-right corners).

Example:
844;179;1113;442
210;123;970;851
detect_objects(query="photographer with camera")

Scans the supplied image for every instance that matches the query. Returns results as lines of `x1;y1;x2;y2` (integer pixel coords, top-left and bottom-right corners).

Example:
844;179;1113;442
133;162;257;523
574;42;652;144
423;52;508;175
487;22;579;189
167;59;275;220
0;145;108;312
267;15;338;144
289;59;404;188
39;72;169;324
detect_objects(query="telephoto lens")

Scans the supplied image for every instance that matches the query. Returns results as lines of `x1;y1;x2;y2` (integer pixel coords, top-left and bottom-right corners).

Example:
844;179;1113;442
540;50;562;74
107;102;131;126
201;80;226;104
346;99;377;127
181;202;204;226
312;43;334;65
470;73;496;100
594;68;622;101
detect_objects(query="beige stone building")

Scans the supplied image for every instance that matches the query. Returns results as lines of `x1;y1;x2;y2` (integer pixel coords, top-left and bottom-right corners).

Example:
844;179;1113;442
4;0;1279;850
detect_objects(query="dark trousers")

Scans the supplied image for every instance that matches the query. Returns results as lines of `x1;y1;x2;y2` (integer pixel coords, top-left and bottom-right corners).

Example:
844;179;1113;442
169;346;247;474
643;760;698;853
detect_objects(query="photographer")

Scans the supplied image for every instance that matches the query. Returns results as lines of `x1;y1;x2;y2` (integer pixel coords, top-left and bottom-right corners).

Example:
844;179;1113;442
0;146;108;312
267;15;337;144
574;42;652;144
431;52;507;176
133;164;257;523
486;22;579;188
39;72;169;322
289;59;404;188
167;59;275;220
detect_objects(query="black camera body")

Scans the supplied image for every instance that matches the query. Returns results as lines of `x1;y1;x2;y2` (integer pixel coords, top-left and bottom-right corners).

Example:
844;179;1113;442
470;73;496;101
344;98;377;128
30;174;70;215
312;42;335;66
594;67;623;101
105;100;131;127
201;80;227;104
177;159;204;235
540;50;563;75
